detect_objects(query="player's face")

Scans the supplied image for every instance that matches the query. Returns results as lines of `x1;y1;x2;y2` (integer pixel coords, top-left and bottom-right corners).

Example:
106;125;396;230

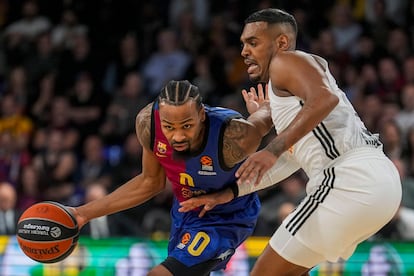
240;22;277;83
159;100;205;154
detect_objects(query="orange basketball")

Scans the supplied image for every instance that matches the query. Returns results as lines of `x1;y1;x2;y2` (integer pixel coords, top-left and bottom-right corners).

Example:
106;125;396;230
16;201;79;263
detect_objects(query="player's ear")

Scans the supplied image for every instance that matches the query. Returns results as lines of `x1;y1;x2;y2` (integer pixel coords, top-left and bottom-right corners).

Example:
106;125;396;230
277;34;290;50
199;105;206;122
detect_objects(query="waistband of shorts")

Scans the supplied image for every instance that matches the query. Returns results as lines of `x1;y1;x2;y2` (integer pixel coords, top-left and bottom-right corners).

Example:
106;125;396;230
326;146;385;167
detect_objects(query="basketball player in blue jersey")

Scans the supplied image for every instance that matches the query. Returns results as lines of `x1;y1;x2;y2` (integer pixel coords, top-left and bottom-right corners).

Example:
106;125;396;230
70;80;273;275
178;8;402;276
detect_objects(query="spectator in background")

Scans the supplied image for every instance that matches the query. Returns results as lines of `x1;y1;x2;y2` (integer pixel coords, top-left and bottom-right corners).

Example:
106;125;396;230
142;28;191;98
392;157;414;210
3;0;52;67
168;0;209;31
375;56;404;104
310;29;338;64
403;126;414;177
3;66;31;108
395;84;414;142
364;0;397;49
402;55;414;84
0;131;31;186
51;8;88;52
169;4;207;56
75;134;112;190
365;0;408;28
0;181;20;235
379;120;403;159
100;72;148;144
102;32;144;95
0;94;33;151
29;72;55;124
32;129;77;205
328;2;362;56
15;165;41;211
110;132;143;190
56;32;102;94
190;54;217;104
32;96;79;152
356;94;383;132
23;31;59;90
385;27;411;65
68;72;108;143
80;182;140;239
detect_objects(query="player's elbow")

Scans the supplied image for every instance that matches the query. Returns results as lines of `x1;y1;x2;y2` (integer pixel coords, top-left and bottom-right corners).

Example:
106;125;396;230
328;92;339;108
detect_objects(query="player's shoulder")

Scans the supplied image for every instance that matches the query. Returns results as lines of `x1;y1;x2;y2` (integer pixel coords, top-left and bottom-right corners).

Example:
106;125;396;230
135;102;154;148
275;50;313;62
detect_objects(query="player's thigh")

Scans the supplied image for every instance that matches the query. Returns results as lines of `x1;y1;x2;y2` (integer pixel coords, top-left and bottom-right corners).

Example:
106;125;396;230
251;244;309;276
147;264;173;276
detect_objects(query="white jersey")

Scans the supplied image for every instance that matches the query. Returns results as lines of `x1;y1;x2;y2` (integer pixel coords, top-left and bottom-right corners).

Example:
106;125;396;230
268;53;381;178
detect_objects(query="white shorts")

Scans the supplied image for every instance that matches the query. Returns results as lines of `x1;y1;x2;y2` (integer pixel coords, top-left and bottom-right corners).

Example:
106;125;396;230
269;147;402;268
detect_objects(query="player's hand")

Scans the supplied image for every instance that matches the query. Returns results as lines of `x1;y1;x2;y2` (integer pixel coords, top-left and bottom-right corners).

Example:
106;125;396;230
242;83;268;115
178;188;234;218
67;207;88;229
236;149;277;186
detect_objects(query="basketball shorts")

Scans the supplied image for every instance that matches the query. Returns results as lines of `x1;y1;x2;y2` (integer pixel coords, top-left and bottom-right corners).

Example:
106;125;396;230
269;147;402;268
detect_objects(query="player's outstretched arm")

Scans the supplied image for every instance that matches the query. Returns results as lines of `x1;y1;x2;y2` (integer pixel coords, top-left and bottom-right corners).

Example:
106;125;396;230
72;104;166;228
179;153;300;217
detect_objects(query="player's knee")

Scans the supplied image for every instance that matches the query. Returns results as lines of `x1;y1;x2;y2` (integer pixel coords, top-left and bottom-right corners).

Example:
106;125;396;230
147;264;172;276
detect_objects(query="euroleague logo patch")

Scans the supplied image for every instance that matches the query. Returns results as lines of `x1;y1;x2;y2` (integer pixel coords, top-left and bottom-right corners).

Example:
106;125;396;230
177;232;191;249
181;233;191;245
198;155;217;176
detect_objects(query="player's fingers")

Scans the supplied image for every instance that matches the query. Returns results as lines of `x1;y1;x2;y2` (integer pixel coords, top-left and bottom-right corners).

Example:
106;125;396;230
257;83;265;100
236;165;258;185
254;171;264;186
198;208;207;218
241;89;249;102
178;199;200;212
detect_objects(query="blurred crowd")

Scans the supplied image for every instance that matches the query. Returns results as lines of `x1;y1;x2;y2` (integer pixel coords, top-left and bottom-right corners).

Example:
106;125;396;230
0;0;414;240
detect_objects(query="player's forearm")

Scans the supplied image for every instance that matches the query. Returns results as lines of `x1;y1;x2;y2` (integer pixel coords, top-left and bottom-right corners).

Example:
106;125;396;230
76;174;163;222
246;101;273;137
234;153;300;197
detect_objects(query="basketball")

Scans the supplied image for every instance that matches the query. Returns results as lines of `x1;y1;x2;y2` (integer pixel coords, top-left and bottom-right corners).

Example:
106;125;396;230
16;201;79;263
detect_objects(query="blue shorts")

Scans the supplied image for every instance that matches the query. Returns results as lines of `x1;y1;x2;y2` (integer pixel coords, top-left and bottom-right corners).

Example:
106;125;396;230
167;194;260;271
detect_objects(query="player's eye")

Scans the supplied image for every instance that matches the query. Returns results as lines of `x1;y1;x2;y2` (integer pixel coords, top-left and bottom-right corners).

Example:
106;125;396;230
183;124;192;129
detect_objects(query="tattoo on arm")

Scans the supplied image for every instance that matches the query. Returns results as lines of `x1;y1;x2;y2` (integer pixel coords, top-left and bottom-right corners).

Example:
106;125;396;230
136;103;153;148
222;120;250;167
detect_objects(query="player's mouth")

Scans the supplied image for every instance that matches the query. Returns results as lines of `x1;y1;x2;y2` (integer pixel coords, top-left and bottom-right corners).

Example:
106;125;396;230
173;143;189;151
245;60;258;75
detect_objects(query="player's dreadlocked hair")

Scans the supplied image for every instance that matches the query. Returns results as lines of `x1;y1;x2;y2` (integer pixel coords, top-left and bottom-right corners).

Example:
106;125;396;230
158;80;203;109
245;8;297;36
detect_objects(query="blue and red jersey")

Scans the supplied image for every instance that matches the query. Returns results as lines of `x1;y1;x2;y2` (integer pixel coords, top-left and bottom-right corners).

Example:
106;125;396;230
150;101;260;270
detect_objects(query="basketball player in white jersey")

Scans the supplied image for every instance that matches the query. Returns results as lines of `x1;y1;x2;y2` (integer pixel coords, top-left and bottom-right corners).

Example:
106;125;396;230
178;8;402;276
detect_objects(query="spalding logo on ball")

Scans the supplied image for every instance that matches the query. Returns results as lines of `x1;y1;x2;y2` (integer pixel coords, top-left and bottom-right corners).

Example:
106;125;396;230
16;201;79;263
